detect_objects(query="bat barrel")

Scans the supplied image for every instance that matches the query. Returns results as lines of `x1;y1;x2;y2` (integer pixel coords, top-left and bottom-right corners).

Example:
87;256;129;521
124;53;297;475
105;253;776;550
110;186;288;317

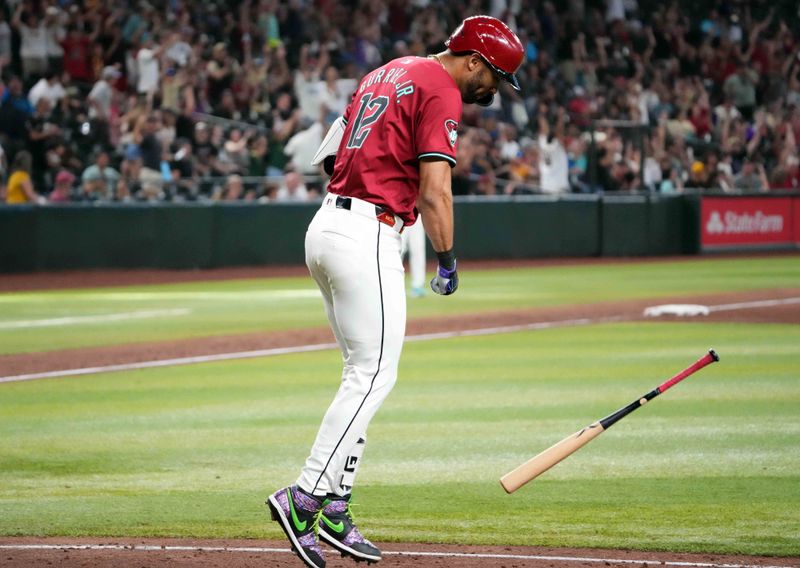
500;422;605;493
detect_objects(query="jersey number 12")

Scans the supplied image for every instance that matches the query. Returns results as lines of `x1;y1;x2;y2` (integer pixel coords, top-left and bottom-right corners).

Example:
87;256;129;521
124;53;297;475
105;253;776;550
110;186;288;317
346;93;389;149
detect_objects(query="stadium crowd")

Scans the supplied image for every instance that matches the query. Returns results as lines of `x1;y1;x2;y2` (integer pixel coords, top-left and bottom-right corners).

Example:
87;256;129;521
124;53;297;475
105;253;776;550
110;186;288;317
1;0;799;204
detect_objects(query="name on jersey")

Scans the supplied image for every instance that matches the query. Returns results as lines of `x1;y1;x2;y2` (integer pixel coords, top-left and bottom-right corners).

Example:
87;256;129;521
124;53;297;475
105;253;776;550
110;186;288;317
360;66;415;101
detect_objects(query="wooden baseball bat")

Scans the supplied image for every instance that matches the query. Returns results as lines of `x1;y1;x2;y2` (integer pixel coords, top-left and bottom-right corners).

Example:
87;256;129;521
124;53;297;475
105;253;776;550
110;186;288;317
500;349;719;494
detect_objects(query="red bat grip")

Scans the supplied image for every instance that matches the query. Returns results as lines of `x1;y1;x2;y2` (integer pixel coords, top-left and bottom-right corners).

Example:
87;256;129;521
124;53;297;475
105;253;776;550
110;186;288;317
657;349;719;394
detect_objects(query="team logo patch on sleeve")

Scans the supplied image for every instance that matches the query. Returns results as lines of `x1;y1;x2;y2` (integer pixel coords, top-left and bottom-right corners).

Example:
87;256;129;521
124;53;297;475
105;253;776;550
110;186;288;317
444;119;459;147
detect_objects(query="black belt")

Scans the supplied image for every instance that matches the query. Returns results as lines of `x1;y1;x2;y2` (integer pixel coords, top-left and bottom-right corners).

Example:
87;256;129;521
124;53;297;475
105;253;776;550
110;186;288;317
335;195;385;215
335;196;403;232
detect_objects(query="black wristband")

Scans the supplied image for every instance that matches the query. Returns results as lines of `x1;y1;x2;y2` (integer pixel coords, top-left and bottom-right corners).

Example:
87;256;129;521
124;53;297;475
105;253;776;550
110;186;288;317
436;249;456;271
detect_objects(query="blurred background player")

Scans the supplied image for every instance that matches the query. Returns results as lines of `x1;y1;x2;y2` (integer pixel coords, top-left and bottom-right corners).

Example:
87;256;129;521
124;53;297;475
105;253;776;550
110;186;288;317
402;214;426;297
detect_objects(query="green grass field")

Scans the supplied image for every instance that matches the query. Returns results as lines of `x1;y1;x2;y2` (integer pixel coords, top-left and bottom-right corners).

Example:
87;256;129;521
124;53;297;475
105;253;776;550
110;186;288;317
1;256;799;556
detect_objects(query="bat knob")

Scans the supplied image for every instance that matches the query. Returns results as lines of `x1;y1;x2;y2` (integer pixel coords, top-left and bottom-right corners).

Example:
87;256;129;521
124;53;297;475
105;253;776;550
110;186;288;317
709;349;720;362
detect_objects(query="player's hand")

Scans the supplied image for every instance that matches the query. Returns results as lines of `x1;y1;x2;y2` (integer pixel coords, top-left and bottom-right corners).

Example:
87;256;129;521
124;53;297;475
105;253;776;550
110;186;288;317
430;262;458;295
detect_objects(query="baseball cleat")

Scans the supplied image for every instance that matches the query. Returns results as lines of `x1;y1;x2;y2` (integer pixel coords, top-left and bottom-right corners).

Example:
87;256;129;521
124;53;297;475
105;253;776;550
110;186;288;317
318;495;381;563
267;486;326;568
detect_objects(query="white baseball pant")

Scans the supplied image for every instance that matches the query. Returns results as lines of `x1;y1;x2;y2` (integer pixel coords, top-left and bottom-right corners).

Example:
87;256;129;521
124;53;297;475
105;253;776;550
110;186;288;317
297;193;407;497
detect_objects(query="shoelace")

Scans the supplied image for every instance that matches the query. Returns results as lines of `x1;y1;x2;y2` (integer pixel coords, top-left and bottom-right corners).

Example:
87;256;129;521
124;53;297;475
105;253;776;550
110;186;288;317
344;501;359;523
311;508;323;535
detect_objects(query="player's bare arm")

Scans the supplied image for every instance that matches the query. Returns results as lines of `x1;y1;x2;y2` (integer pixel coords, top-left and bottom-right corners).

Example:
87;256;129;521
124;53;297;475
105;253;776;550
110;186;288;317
418;158;458;295
417;158;454;253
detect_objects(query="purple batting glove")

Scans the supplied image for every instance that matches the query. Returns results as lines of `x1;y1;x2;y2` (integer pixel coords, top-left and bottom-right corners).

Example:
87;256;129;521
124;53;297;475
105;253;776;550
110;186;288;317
430;262;459;295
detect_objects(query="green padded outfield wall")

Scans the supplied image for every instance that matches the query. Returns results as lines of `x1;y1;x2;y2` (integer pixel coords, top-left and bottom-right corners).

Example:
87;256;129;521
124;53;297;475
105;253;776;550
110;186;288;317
600;194;696;256
455;196;601;258
0;205;38;272
0;195;696;272
210;202;314;266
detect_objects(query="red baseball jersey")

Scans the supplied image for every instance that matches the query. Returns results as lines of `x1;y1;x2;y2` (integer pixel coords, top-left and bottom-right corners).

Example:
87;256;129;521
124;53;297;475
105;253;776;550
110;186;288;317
327;56;462;225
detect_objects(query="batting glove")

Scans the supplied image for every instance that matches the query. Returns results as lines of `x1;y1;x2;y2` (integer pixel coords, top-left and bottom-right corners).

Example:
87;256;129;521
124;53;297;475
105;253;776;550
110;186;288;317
430;252;458;295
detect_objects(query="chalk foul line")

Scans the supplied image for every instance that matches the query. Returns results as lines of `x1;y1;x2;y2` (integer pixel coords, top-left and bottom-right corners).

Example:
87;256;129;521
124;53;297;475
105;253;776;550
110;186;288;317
0;342;339;384
0;543;791;568
707;297;800;312
0;309;191;330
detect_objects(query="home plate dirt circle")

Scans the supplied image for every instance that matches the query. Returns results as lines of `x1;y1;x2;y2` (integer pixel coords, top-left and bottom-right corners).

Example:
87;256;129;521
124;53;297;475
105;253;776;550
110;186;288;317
1;538;798;568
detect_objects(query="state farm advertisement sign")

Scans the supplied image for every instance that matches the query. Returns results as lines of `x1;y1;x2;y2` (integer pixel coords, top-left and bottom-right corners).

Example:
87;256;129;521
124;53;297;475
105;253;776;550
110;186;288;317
701;197;795;249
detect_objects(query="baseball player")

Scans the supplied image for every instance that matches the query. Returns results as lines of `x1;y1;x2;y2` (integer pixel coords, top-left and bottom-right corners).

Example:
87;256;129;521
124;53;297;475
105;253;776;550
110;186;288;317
267;16;524;568
402;213;427;297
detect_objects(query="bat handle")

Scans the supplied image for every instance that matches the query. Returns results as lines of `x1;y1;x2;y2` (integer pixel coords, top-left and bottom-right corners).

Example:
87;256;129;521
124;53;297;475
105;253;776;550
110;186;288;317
658;349;719;394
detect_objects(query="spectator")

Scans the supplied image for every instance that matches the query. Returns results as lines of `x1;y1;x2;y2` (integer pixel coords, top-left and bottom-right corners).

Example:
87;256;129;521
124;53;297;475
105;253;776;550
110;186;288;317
160;65;188;113
0;76;33;157
537;108;569;194
191;121;218;179
27;70;66;109
247;134;270;178
0;11;12;74
157;109;177;150
723;60;758;120
497;124;522;161
221;127;251;173
5;151;45;204
215;89;240;120
206;43;238;108
49;169;76;203
43;6;66;73
688;161;710;188
294;43;328;122
1;76;32;117
164;26;193;69
274;169;309;202
284;118;324;176
26;98;62;189
318;66;350;124
1;1;799;204
217;173;255;201
86;66;121;147
133;112;165;199
136;33;164;101
12;3;49;80
658;162;684;194
568;137;590;193
475;172;498;196
81;150;121;201
119;144;142;198
61;24;93;84
265;91;302;176
88;66;121;121
733;158;769;192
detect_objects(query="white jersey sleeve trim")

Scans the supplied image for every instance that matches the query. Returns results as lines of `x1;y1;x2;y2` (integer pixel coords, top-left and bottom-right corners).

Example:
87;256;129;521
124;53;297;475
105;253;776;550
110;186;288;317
418;152;456;167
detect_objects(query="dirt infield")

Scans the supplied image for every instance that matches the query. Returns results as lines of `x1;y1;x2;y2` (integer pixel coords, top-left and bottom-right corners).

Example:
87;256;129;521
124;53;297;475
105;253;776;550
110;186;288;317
1;537;798;568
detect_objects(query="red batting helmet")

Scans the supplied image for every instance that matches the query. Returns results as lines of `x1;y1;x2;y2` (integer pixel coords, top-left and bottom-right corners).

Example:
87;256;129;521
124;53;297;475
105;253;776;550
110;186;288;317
445;15;524;91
